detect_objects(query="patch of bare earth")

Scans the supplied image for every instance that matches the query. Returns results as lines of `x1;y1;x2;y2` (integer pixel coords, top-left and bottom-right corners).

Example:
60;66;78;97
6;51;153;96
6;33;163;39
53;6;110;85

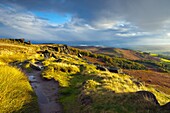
124;70;170;94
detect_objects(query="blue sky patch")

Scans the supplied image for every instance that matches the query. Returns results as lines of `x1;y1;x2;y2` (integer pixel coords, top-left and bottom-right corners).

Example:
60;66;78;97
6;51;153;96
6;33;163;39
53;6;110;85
33;11;71;24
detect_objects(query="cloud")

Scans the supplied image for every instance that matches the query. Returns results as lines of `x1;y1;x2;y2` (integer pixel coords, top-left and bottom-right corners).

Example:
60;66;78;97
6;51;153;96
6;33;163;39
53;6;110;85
0;0;170;46
2;0;170;31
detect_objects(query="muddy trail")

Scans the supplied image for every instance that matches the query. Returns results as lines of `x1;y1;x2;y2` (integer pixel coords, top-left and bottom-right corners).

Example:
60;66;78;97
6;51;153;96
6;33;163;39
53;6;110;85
26;70;62;113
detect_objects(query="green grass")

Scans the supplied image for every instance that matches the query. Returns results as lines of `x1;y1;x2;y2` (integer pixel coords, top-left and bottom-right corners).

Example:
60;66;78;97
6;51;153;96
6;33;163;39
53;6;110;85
161;58;170;63
0;65;39;113
150;53;158;57
42;62;80;87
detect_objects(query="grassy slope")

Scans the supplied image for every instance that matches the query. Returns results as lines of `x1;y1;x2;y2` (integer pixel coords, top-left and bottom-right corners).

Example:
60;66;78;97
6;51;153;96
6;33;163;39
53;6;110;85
124;70;170;95
75;46;159;61
0;64;39;113
0;40;39;113
41;53;170;113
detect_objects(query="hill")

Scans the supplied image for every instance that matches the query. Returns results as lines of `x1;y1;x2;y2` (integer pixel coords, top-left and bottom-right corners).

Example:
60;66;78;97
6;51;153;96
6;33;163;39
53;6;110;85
129;45;170;56
75;46;170;72
0;39;170;113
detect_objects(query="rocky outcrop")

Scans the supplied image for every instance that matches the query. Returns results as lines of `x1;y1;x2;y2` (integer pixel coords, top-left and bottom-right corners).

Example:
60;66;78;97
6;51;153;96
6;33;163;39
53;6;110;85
96;65;107;71
42;50;51;59
107;67;123;73
136;91;159;106
30;63;44;71
95;65;123;73
46;44;70;54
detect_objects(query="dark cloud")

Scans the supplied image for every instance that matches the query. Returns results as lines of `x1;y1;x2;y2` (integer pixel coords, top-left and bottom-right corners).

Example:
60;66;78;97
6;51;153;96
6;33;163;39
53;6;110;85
1;0;170;30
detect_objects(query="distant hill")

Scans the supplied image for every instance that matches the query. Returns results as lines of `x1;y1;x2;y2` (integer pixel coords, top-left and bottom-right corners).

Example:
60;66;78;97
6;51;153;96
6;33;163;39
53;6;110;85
129;45;170;56
75;46;162;61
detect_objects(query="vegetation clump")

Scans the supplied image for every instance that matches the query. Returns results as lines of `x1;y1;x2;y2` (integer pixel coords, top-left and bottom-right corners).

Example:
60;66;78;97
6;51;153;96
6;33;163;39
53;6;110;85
0;65;39;113
42;63;80;87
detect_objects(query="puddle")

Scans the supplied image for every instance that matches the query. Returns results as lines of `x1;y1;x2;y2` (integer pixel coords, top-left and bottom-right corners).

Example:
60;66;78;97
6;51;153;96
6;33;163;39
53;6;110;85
28;76;37;82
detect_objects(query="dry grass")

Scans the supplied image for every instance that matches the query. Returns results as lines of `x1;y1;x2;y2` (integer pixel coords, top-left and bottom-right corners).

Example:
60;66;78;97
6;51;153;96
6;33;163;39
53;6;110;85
0;65;39;113
124;70;170;95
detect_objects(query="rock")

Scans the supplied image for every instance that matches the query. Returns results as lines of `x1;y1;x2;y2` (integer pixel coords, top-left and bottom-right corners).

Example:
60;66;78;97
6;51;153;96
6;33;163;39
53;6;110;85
55;59;62;62
134;81;142;87
132;79;142;87
96;65;107;71
30;63;44;71
42;50;51;59
78;53;83;58
136;91;160;106
146;79;152;83
51;53;57;59
107;67;123;73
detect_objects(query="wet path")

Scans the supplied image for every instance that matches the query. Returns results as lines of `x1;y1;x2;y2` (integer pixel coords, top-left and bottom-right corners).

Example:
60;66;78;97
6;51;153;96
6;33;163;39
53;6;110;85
27;71;62;113
31;83;48;104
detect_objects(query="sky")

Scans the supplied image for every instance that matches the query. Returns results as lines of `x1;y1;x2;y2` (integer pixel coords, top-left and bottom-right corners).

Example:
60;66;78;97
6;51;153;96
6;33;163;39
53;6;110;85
0;0;170;47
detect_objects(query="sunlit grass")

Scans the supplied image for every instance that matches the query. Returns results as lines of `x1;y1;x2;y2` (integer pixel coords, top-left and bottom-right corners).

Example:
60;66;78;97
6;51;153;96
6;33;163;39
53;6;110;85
59;65;170;113
150;53;158;57
42;62;80;87
0;65;39;113
161;58;170;63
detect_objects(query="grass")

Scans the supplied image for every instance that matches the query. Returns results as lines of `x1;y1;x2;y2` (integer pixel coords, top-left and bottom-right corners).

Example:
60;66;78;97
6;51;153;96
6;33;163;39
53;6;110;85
42;62;80;87
124;70;170;95
38;51;170;113
150;53;158;57
0;65;39;113
161;58;170;63
57;63;170;113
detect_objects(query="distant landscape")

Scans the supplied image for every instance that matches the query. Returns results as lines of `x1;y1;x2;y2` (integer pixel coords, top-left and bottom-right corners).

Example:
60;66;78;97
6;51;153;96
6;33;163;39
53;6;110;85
129;45;170;56
33;40;170;56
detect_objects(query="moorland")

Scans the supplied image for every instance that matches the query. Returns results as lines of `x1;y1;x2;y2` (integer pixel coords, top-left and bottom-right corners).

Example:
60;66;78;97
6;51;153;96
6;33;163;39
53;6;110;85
0;38;170;113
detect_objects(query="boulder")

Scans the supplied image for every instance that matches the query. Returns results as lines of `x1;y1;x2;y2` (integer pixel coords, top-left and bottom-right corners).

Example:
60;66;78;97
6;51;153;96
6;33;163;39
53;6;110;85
30;63;44;71
78;53;83;58
136;91;160;106
42;50;51;59
107;67;123;73
96;65;107;71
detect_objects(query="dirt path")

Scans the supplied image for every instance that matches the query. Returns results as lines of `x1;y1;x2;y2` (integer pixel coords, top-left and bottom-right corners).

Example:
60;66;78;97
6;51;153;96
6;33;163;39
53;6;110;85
26;70;62;113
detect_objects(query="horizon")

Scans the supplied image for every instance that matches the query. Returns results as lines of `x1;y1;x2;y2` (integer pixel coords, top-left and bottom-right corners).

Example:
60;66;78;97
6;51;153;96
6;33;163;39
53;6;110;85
0;0;170;47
